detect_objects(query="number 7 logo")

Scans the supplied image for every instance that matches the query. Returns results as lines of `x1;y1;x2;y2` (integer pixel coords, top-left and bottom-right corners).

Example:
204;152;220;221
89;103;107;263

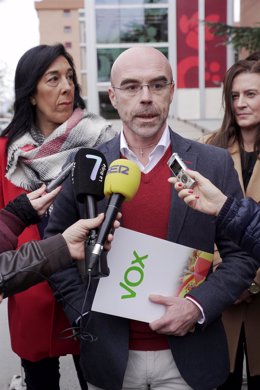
86;154;102;180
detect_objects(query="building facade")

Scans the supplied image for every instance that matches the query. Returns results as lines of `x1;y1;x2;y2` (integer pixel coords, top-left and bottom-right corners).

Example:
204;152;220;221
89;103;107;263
240;0;260;26
35;0;236;120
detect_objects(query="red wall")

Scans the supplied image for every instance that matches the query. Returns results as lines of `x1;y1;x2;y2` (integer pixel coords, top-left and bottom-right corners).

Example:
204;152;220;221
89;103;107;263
176;0;227;88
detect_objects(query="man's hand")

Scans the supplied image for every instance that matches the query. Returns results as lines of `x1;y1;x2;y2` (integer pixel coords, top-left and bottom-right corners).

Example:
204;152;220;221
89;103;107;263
149;295;201;336
62;213;121;260
234;289;253;304
27;185;61;216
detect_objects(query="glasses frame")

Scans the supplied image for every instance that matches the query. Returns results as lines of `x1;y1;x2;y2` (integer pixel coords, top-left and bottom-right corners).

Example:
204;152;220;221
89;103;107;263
112;80;174;96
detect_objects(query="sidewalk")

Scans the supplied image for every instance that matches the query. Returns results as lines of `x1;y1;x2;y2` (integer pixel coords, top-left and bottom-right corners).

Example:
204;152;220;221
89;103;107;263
0;299;80;390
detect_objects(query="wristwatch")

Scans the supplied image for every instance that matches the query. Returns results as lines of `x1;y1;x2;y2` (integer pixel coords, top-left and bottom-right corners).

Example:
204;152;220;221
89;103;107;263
248;281;260;295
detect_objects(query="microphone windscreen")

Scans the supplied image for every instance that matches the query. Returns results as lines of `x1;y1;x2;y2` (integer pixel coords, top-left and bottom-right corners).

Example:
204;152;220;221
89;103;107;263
104;159;141;201
73;148;108;202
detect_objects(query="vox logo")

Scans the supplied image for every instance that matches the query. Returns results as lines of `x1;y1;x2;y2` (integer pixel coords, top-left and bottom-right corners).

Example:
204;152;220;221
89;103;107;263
119;250;149;299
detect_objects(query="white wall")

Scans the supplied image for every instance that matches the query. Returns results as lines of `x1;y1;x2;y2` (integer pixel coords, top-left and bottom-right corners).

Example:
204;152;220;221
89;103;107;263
176;88;223;120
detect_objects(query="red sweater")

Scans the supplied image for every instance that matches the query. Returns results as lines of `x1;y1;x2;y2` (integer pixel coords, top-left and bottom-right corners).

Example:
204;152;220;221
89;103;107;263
122;146;172;350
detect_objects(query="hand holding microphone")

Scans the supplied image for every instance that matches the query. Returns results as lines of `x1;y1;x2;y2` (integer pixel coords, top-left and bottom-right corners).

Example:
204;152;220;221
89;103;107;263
86;159;141;278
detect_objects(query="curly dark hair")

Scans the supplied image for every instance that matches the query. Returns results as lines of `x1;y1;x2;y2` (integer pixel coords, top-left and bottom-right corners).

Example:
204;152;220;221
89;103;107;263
1;43;85;147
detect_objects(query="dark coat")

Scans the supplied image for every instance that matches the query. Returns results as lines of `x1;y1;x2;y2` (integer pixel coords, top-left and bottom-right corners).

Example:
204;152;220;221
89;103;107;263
218;197;260;261
0;207;74;297
46;130;260;390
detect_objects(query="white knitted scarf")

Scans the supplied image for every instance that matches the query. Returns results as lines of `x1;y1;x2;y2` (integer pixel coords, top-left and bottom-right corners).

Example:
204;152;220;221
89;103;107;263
6;108;117;191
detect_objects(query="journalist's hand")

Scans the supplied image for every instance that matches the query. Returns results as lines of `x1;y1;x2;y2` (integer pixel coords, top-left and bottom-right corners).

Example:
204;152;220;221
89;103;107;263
169;170;227;216
27;185;61;216
62;213;121;260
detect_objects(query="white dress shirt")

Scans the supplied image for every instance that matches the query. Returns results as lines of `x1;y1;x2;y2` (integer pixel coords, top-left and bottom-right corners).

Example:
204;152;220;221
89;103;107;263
120;125;170;173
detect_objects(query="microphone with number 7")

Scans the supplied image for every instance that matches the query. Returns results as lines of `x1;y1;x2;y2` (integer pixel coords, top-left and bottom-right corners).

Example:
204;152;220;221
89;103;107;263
72;148;108;280
86;159;141;277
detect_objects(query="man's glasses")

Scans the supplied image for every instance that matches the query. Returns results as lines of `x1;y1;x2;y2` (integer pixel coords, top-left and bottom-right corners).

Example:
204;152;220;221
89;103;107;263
112;80;174;96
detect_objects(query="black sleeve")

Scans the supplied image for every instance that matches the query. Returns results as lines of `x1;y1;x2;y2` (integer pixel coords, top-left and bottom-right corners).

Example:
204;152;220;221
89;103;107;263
0;235;73;297
5;193;40;226
217;197;260;259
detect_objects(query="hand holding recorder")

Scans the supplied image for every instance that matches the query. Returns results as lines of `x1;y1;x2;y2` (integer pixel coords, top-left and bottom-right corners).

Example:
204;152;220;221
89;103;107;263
167;153;195;189
27;185;61;217
46;162;74;193
169;169;227;216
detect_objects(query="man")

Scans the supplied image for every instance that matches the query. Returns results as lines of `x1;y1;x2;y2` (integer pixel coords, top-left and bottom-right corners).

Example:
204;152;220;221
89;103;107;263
45;47;259;390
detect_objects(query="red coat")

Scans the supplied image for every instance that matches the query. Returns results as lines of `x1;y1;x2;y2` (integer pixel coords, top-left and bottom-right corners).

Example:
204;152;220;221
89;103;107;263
0;138;79;361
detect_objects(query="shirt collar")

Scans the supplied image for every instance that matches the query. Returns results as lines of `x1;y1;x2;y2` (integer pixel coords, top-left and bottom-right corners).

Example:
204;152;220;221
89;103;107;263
120;124;170;157
119;124;171;172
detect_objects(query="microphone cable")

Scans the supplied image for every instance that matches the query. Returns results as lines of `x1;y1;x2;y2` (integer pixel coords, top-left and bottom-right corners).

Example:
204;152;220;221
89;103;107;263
2;268;98;343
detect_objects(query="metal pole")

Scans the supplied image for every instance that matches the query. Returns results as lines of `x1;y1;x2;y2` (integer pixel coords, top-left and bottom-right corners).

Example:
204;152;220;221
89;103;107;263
198;0;205;119
84;0;99;114
168;0;177;119
227;0;235;68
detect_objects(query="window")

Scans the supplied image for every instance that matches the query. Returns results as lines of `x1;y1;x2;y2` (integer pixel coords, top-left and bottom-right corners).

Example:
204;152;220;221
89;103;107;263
97;48;124;82
96;1;166;4
97;47;168;82
64;26;72;33
79;20;86;43
63;10;71;17
81;73;87;97
96;8;168;44
64;42;72;49
80;46;87;70
99;91;119;120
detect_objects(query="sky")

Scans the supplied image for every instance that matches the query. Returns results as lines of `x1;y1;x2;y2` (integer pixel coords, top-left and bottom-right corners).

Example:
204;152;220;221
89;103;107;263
0;0;39;101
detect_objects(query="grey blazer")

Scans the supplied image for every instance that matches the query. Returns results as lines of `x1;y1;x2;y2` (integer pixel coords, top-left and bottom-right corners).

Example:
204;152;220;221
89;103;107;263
46;130;259;390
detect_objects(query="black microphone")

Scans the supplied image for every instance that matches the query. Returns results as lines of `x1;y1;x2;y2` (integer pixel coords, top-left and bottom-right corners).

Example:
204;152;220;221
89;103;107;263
86;159;141;278
72;148;108;280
